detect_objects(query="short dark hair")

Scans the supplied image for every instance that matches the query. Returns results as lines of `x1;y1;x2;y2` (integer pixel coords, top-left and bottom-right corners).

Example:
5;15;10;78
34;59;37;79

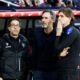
7;18;21;27
42;10;56;22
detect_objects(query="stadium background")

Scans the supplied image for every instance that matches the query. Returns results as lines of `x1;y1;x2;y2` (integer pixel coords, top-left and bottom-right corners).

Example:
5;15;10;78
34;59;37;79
0;0;80;79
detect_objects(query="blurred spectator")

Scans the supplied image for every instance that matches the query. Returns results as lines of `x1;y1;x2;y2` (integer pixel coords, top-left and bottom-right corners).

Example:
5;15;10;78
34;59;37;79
33;0;41;7
1;0;80;8
38;0;44;4
55;0;66;7
39;0;52;7
24;0;33;7
73;0;80;7
34;0;52;7
18;0;26;7
65;0;73;7
14;0;33;7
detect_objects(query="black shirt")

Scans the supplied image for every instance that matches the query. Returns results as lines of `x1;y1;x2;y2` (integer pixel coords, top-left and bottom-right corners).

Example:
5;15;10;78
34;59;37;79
32;27;58;71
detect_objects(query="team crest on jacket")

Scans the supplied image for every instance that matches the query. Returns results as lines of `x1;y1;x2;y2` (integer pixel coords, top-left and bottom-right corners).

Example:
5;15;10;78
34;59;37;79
22;43;26;48
67;27;73;35
5;42;11;48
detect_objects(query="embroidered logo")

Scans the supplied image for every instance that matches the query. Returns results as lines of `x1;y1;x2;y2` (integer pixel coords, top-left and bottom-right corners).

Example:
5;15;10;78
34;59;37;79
67;27;73;35
5;42;11;48
22;43;25;48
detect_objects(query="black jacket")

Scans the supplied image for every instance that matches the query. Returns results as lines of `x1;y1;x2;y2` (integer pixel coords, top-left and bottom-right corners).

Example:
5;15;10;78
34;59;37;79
0;33;29;80
55;25;80;69
32;27;58;71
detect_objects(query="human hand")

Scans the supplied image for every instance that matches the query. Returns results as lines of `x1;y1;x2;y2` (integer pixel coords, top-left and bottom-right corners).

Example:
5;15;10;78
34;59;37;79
59;47;70;57
56;19;63;36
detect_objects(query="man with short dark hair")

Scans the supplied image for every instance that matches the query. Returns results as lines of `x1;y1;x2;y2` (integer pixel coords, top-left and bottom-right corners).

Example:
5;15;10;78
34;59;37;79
0;18;29;80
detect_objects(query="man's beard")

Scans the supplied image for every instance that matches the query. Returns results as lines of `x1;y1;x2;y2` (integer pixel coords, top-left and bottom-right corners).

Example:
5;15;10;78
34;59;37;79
42;25;48;29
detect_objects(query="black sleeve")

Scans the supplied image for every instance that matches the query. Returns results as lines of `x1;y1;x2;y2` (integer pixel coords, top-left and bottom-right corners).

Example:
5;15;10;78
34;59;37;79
0;39;3;77
23;37;29;66
54;29;78;53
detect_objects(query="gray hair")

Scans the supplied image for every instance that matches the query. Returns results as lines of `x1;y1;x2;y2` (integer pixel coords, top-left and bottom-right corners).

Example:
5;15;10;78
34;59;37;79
42;10;56;22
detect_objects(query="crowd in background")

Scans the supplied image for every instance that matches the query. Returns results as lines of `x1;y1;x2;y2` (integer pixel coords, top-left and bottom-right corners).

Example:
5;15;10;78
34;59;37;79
0;0;80;8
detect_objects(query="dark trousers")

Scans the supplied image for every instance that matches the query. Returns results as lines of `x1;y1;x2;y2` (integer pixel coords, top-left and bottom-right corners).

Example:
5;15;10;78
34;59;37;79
32;70;58;80
58;69;78;80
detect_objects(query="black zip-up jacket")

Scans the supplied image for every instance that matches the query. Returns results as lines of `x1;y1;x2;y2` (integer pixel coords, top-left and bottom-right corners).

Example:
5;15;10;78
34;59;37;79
55;25;80;69
0;33;29;80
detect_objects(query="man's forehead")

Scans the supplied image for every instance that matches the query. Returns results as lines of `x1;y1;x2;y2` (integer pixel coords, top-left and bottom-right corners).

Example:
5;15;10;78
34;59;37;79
42;13;51;18
11;20;19;24
42;12;51;15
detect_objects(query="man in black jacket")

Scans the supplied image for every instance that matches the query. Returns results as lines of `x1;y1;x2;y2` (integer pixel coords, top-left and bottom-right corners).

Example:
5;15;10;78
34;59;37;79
0;18;29;80
55;8;80;80
32;10;58;80
32;10;69;80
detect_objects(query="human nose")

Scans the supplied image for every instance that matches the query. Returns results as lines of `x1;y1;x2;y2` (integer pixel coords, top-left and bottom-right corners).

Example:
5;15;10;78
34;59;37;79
58;16;62;22
42;18;46;22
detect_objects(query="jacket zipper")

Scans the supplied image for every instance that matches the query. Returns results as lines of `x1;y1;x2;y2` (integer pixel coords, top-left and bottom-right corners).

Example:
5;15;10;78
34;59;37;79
18;58;21;72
